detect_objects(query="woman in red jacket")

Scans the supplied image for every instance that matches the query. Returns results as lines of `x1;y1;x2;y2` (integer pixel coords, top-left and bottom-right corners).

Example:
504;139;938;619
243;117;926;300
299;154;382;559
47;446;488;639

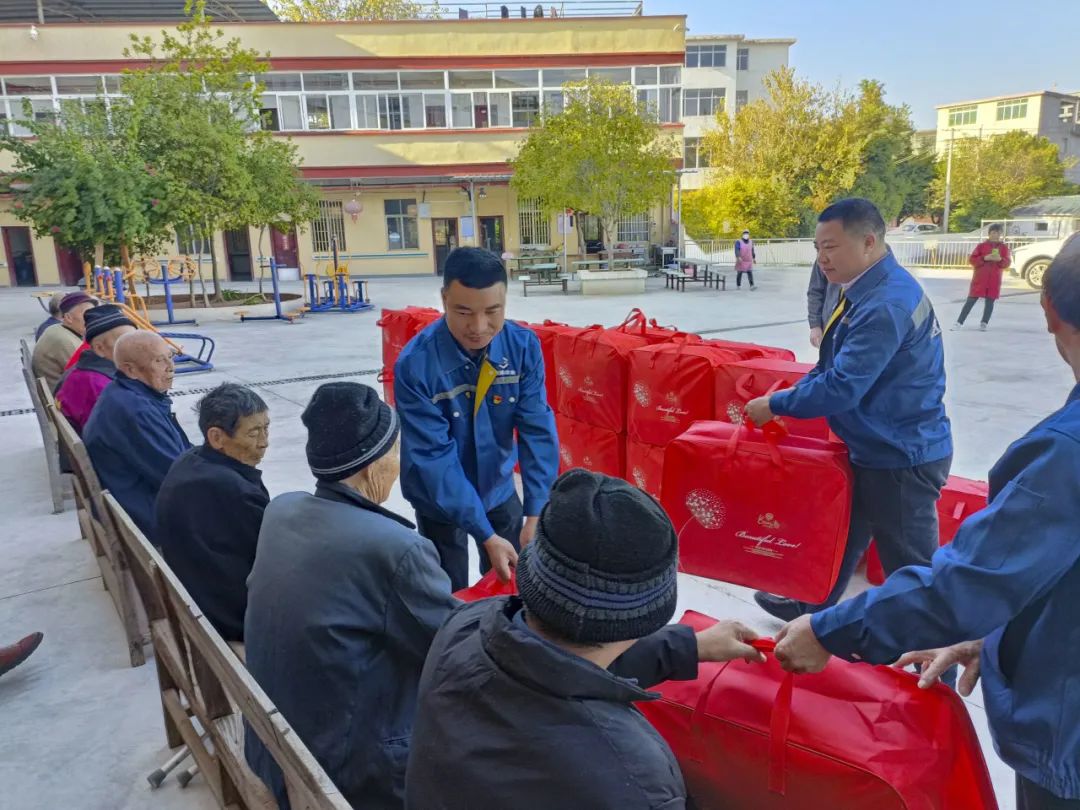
952;224;1011;331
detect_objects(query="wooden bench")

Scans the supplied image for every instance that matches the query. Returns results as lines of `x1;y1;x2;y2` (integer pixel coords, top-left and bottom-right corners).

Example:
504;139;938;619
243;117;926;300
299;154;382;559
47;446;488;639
20;339;70;513
521;264;569;296
104;493;351;809
703;266;728;291
44;381;149;668
662;268;690;291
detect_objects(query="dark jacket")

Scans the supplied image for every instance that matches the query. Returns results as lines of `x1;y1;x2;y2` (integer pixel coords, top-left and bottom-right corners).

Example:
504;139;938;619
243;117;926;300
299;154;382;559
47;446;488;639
806;262;841;330
813;383;1080;799
83;373;192;539
245;481;456;810
405;597;699;810
155;445;269;642
770;251;952;468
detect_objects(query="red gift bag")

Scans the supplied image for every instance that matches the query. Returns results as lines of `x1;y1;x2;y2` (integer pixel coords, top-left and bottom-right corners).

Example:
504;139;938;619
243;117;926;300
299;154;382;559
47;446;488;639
555;309;681;432
639;611;999;810
376;306;442;405
865;476;989;585
627;339;745;446
453;570;517;601
662;421;851;603
714;358;833;441
524;319;592;407
703;339;796;362
556;414;625;478
625;438;666;500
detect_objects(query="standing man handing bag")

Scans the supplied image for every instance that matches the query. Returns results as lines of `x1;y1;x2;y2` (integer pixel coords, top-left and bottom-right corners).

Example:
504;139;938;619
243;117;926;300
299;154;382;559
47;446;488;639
395;247;560;591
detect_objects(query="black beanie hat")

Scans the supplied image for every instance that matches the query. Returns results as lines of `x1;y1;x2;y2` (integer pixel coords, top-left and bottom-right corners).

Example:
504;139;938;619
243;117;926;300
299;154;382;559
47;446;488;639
84;304;134;344
517;469;678;645
302;382;399;482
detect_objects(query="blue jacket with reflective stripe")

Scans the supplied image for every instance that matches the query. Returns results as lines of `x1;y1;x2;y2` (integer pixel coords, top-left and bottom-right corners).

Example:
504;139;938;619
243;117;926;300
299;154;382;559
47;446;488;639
395;318;559;539
812;384;1080;800
770;252;952;468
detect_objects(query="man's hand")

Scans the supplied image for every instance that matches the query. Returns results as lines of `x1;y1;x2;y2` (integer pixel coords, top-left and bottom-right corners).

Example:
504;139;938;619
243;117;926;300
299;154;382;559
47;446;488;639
809;327;823;348
696;620;766;664
895;640;983;696
745;396;775;427
519;516;539;549
483;535;519;583
775;615;831;674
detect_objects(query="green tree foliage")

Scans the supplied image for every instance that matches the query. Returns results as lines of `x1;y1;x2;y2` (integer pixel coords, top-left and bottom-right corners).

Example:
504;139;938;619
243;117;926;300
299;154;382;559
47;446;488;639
932;131;1076;232
267;0;429;20
682;176;800;242
123;1;318;300
511;79;677;253
0;97;172;266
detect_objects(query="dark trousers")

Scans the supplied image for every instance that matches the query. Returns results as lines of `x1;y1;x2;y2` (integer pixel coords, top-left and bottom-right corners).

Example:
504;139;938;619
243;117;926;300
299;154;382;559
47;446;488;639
802;456;952;613
415;494;523;592
957;296;996;325
1018;775;1080;810
736;270;755;287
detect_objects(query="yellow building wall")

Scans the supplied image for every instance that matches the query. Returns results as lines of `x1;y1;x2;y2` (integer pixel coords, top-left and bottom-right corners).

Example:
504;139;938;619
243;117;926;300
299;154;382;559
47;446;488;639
0;210;61;286
0;17;684;64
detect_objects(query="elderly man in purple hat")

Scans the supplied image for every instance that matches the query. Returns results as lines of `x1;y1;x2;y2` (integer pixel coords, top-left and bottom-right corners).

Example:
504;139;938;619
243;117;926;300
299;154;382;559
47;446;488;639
31;292;95;390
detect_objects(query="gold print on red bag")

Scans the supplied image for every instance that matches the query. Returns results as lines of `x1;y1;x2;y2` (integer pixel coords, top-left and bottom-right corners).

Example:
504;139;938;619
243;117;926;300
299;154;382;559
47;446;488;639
735;512;803;560
686;489;726;530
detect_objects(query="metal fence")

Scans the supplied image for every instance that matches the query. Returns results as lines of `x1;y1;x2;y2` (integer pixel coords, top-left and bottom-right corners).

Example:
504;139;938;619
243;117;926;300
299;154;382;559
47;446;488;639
686;237;1042;270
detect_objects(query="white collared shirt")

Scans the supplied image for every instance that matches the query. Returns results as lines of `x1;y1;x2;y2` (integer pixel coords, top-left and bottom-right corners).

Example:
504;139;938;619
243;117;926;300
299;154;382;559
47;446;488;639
841;253;888;292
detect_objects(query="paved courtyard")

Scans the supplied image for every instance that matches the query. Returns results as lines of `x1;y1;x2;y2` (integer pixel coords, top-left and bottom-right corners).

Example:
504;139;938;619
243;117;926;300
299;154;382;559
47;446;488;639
0;264;1065;809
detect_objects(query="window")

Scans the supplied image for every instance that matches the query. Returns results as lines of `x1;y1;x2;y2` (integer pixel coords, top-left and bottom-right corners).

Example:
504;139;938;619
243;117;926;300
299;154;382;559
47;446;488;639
518;197;550;246
356;94;379;129
260;94;303;130
996;98;1029;121
352;72;398;91
451;93;473;127
542;68;586;87
659;66;682;85
471;91;510;128
736;90;749;111
948;105;977;126
177;226;212;256
684;137;709;170
543;90;564;116
637;88;658;119
512;91;540;127
686;44;727;69
400;71;446;90
304;72;349;92
385;199;419;251
635;67;658;86
379;93;423;130
3;76;52;95
312;200;346;253
262;72;303;92
102;75;122;95
305;94;351;129
589;67;632;85
54;76;102;94
736;48;750;70
659;87;681;123
683;88;725;117
494;70;539;89
424;92;447;127
449;71;493;90
617;213;650;242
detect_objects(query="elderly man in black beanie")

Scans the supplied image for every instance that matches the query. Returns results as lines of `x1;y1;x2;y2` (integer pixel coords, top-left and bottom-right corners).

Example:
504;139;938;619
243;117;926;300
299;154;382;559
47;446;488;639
245;382;457;810
55;304;135;433
406;469;764;810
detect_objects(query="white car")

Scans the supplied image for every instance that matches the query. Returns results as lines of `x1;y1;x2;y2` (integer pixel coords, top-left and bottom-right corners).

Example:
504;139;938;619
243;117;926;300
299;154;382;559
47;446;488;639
1009;234;1075;289
887;223;941;237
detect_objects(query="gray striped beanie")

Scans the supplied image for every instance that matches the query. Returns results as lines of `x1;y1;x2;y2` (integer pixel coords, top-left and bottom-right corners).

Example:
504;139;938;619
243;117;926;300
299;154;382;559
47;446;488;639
518;469;678;644
302;383;398;482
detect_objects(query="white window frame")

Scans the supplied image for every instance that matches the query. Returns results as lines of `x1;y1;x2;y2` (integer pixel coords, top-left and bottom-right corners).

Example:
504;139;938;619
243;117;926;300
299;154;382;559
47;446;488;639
996;98;1028;122
683;88;725;117
617;213;651;243
312;200;346;253
736;48;750;71
948;105;977;127
518;197;551;247
686;44;727;69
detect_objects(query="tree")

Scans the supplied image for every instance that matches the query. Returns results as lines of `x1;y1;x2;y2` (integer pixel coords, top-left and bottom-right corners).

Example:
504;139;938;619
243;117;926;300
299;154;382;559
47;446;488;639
0;97;173;268
511;79;678;255
931;131;1077;231
122;1;316;301
682;176;799;242
267;0;429;20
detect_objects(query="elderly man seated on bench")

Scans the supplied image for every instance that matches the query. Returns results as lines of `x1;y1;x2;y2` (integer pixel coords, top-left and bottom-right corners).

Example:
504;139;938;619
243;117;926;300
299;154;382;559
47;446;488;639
32;292;96;390
84;331;191;540
55;305;136;434
156;384;270;652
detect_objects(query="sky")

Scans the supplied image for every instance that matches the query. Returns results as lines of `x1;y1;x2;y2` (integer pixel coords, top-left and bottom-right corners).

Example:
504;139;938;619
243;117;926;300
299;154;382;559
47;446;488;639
648;0;1080;129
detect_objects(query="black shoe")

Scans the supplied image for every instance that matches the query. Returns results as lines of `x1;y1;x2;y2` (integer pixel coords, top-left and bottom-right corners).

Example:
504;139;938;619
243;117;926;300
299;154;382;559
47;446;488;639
753;591;808;623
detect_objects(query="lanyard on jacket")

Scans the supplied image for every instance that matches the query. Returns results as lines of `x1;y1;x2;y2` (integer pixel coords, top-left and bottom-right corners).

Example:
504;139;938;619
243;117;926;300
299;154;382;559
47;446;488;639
474;358;498;419
823;289;848;336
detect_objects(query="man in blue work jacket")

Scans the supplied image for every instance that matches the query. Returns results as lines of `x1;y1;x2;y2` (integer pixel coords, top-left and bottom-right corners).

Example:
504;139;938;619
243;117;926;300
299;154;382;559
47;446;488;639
774;235;1080;810
746;198;953;621
394;247;559;591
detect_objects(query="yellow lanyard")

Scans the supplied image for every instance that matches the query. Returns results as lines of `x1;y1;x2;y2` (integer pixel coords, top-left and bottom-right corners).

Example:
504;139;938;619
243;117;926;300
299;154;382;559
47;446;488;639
823;289;848;336
474;358;498;419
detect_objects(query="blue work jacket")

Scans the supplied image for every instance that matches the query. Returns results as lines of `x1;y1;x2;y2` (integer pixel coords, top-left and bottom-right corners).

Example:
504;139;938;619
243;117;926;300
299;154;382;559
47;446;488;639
812;383;1080;799
394;318;559;539
771;252;952;468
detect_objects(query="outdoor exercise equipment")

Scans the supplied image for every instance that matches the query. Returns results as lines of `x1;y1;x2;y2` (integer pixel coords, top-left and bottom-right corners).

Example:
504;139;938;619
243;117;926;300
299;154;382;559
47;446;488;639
238;257;302;324
304;237;373;314
86;262;215;375
143;259;197;327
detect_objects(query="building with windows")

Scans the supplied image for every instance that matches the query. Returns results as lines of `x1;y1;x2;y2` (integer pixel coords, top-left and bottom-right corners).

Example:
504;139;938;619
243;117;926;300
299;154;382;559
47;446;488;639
935;91;1080;184
0;5;794;286
680;34;795;190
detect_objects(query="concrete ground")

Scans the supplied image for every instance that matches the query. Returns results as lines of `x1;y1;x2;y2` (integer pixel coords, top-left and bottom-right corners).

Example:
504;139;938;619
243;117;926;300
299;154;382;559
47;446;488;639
0;264;1066;809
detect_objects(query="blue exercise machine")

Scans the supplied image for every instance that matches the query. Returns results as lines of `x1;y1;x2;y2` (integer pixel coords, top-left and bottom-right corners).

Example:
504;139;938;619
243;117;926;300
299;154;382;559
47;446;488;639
305;238;373;314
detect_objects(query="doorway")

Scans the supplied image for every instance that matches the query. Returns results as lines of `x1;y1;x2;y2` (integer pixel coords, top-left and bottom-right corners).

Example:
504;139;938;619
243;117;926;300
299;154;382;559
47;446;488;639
225;228;253;281
3;227;37;286
271;227;299;269
479;216;505;256
432;218;459;275
55;245;84;286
